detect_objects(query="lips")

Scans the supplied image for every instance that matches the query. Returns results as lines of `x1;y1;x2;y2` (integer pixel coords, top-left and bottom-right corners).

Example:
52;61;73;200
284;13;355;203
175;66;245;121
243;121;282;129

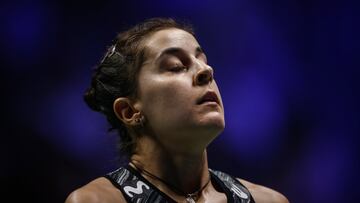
197;91;220;105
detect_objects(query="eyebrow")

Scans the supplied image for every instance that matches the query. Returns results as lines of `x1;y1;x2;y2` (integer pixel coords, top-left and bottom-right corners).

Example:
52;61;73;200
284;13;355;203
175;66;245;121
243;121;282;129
156;46;204;61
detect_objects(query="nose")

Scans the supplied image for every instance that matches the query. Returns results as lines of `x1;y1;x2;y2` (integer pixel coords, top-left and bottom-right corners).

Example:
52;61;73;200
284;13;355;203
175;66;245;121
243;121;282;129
194;64;214;86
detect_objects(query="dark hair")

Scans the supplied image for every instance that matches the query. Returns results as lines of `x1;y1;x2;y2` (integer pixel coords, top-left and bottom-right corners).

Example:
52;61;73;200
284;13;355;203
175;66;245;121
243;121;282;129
84;18;194;157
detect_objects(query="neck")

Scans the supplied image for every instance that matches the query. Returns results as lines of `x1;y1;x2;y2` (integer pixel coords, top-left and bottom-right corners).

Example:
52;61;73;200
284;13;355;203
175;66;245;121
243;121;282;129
130;135;210;195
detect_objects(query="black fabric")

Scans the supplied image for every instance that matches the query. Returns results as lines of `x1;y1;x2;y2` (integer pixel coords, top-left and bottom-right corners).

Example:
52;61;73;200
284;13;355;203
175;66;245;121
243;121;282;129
104;166;255;203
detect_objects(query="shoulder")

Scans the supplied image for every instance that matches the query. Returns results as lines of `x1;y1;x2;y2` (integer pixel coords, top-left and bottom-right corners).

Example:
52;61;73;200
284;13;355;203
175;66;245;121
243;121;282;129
65;177;127;203
237;178;289;203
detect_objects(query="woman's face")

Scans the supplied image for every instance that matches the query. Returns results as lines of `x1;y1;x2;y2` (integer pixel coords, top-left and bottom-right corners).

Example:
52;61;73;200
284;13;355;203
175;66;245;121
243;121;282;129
135;28;225;150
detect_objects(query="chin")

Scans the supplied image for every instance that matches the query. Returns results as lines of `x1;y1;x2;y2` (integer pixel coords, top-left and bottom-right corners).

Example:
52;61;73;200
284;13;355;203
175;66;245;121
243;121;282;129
198;116;225;134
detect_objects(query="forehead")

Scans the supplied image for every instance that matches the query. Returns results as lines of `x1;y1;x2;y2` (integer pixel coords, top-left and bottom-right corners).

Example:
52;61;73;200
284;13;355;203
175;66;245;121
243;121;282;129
142;28;200;59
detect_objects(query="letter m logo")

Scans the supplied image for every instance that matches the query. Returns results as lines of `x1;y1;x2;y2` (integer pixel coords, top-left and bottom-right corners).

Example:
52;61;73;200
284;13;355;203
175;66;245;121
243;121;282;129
123;181;150;198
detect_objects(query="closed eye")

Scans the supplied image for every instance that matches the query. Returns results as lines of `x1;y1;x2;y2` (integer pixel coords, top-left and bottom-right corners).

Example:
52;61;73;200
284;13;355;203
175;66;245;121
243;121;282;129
169;65;188;72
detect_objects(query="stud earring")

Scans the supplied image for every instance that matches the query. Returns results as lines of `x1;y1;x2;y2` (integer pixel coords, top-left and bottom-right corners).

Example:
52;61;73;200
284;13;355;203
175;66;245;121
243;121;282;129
135;115;145;127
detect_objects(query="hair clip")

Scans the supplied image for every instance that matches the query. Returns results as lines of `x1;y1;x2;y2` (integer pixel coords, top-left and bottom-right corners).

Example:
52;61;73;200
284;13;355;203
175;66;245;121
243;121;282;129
100;44;121;64
108;45;117;57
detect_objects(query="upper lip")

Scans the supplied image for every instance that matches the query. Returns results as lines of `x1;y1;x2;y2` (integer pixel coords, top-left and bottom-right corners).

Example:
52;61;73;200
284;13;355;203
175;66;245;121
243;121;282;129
197;91;220;105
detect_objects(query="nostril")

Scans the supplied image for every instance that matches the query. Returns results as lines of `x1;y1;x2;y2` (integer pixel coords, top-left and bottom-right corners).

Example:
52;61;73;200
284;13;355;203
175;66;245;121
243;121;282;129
198;73;207;83
195;69;213;85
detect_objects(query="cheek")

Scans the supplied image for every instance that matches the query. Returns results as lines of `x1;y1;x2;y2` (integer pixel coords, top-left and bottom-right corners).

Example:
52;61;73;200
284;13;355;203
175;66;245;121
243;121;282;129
139;76;194;118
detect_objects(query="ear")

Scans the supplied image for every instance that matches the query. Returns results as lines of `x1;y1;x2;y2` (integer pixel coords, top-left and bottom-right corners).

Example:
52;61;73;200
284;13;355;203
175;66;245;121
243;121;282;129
113;97;141;126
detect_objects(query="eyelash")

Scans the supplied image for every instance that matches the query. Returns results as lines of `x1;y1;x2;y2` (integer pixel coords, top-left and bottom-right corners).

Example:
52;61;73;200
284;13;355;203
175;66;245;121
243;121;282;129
170;65;188;72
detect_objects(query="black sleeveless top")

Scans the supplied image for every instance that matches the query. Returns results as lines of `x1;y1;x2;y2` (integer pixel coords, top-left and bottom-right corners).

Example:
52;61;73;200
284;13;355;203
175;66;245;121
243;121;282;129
104;165;255;203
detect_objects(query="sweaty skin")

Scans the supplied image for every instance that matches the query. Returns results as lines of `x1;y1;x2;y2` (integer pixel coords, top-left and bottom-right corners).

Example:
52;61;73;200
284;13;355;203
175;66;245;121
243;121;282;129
66;28;289;203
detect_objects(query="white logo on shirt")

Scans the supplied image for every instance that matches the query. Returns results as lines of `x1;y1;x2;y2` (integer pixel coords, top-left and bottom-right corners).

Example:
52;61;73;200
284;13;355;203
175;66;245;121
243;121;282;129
232;185;249;199
123;181;150;198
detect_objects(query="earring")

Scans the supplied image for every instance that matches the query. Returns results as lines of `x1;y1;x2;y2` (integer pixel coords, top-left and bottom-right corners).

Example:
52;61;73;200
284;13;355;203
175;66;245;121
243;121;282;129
135;114;145;127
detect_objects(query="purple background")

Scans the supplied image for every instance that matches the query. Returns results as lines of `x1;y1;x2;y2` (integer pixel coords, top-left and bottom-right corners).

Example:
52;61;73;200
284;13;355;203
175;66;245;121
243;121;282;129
1;0;359;202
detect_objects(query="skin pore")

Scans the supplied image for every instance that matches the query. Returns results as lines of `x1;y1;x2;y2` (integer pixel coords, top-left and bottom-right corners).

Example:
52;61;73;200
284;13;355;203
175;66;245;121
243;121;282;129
65;28;289;203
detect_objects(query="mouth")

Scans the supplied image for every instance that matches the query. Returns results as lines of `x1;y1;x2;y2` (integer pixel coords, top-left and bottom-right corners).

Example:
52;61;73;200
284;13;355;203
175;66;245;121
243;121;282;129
197;91;220;105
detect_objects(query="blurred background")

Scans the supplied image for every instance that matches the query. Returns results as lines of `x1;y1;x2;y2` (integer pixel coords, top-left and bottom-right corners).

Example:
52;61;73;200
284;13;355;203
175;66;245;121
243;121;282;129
1;0;359;202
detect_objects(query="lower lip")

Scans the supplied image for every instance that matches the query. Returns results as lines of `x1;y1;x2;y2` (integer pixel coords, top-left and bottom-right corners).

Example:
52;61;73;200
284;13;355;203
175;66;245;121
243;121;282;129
200;101;219;106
